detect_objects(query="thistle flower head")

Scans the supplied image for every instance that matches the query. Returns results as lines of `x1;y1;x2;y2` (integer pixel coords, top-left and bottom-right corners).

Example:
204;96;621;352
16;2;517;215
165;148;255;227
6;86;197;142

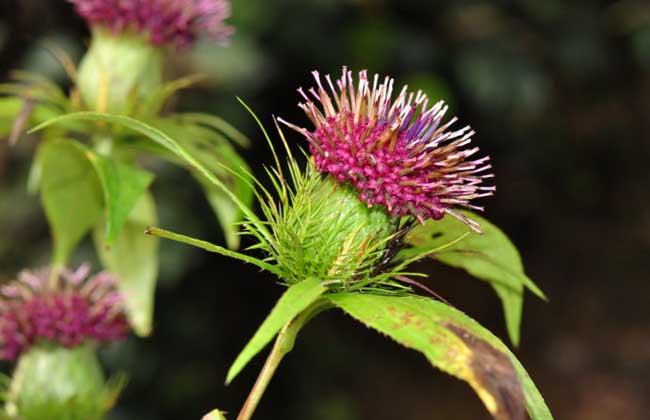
68;0;234;48
280;68;495;231
0;264;129;361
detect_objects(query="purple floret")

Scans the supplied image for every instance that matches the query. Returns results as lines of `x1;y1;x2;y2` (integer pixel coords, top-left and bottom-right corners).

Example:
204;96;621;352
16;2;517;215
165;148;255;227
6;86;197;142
68;0;234;48
0;264;130;360
279;68;495;231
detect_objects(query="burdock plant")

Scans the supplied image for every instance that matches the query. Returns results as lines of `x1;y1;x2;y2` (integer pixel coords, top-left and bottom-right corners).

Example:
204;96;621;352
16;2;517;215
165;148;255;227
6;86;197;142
0;265;129;420
35;68;554;420
68;0;233;113
0;0;251;338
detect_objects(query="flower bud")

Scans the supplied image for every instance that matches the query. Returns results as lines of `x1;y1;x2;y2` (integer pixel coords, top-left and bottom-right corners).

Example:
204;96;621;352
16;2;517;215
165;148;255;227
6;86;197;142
5;344;110;420
77;29;163;114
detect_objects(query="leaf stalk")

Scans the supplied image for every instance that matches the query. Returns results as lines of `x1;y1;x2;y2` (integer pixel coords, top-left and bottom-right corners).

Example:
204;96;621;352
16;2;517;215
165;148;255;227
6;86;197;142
235;300;329;420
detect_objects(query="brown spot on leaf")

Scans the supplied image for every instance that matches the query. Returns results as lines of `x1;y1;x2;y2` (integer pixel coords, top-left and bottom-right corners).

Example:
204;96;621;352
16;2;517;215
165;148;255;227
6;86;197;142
400;311;416;326
444;323;526;420
389;310;425;331
428;335;443;347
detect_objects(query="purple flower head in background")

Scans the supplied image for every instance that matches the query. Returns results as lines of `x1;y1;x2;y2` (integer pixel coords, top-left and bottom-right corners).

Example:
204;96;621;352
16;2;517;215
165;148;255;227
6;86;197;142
0;264;130;361
68;0;234;48
280;67;495;231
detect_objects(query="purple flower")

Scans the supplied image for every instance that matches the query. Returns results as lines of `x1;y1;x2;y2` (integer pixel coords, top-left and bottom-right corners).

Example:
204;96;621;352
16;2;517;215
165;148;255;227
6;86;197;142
0;264;130;361
280;68;495;230
68;0;234;48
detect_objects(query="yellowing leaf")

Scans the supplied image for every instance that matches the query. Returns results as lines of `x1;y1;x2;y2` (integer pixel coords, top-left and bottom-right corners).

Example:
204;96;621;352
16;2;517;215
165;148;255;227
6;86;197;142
327;293;553;420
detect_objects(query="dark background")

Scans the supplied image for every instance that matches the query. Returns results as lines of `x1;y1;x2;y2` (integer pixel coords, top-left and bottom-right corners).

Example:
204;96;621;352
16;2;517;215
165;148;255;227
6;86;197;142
1;1;649;419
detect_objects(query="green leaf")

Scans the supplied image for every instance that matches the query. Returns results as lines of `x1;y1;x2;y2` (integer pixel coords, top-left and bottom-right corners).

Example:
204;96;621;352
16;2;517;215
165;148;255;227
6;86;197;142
401;210;545;346
37;139;104;265
33;137;152;261
85;152;154;244
148;116;253;249
202;409;228;420
31;112;265;244
327;293;553;420
190;145;251;249
94;192;159;336
191;144;252;249
177;112;251;148
226;278;326;384
196;172;247;249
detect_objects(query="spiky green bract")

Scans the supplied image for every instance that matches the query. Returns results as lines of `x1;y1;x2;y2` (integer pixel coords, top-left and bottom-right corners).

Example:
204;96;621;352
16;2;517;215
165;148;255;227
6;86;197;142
77;29;163;115
3;343;122;420
255;160;401;288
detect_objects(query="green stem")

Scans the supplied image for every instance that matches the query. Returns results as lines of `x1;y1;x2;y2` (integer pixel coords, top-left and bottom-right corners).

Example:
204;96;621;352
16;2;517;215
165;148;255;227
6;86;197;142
145;226;283;276
235;302;329;420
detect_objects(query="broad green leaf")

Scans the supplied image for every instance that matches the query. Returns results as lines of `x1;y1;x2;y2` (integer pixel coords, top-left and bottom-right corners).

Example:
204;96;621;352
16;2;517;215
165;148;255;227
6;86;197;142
226;278;326;384
327;293;553;420
37;139;104;265
202;409;228;420
30;136;153;248
94;192;159;336
401;210;545;346
31;112;265;242
85;152;154;244
35;136;153;249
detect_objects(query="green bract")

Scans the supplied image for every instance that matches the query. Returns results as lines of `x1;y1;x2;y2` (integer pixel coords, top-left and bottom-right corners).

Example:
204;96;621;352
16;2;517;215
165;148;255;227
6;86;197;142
261;167;398;288
3;344;123;420
77;29;163;115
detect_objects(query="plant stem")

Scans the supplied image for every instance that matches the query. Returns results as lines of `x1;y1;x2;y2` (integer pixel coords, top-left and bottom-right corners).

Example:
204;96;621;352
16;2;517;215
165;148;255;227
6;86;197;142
234;327;287;420
235;301;329;420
